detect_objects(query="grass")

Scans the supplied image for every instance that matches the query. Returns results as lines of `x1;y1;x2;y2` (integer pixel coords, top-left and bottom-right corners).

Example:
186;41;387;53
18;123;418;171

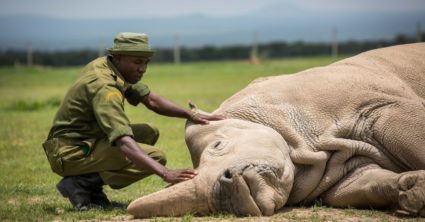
2;56;411;221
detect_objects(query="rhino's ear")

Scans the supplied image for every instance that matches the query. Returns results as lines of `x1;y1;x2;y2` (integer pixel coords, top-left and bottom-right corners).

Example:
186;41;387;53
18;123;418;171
188;100;212;118
188;100;198;111
127;179;209;218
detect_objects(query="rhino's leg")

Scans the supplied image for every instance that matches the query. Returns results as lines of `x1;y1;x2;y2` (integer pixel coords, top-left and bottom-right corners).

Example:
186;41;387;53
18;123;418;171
373;101;425;170
321;164;425;216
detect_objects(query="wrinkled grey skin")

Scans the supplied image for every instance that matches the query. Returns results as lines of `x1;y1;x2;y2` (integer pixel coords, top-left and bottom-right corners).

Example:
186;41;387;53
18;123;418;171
128;43;425;218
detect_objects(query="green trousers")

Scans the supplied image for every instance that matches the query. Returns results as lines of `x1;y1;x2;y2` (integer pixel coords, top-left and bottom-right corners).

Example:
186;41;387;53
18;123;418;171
42;124;166;189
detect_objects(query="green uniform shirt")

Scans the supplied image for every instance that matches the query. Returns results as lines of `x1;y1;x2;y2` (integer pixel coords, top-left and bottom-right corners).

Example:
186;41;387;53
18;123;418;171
47;56;150;144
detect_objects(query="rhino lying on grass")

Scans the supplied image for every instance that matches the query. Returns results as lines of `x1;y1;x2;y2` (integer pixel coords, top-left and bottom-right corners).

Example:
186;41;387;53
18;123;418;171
128;43;425;218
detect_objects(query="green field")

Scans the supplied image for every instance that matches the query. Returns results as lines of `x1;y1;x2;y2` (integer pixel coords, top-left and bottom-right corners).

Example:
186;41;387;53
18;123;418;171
0;57;418;221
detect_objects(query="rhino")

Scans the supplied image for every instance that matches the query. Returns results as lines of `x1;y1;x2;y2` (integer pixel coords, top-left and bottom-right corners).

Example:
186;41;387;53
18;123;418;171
127;43;425;218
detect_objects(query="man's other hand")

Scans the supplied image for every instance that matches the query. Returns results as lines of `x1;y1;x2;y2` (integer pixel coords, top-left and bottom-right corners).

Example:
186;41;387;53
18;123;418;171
161;168;198;184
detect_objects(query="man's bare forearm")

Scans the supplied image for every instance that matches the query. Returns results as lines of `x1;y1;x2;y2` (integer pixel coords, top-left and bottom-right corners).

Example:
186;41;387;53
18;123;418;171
142;92;191;118
116;135;198;183
116;135;167;178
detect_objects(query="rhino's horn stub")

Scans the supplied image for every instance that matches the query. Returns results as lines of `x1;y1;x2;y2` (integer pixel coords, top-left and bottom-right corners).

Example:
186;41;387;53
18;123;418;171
127;179;209;218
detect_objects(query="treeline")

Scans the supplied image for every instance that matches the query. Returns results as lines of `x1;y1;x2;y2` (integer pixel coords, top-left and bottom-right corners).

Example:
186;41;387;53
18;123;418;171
0;33;422;67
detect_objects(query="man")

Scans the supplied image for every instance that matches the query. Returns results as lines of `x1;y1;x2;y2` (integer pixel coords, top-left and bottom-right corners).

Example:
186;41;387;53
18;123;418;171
42;32;224;211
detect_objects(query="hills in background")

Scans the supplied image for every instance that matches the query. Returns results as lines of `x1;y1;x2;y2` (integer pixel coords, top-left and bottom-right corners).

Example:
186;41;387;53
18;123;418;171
0;4;424;50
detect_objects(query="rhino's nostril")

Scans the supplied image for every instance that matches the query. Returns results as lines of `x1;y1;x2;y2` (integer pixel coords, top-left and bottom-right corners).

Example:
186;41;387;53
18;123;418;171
224;169;232;179
219;169;233;184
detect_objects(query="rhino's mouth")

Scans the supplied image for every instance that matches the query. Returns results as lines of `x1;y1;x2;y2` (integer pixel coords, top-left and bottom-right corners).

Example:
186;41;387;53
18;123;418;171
212;163;287;216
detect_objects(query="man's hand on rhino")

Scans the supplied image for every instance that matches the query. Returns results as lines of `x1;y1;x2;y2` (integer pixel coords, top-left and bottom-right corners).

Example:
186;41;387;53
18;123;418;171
161;168;198;184
190;112;226;124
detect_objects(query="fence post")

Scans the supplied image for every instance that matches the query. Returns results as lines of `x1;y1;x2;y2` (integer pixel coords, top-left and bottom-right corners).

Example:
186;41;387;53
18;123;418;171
250;31;260;64
331;27;338;58
174;34;181;65
98;34;105;57
26;41;33;67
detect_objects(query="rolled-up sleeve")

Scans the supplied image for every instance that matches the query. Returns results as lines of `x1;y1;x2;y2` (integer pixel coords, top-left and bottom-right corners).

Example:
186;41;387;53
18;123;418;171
93;85;133;143
124;82;150;106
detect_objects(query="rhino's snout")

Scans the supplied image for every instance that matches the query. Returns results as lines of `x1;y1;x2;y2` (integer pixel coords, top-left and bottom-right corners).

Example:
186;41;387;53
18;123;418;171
213;163;287;216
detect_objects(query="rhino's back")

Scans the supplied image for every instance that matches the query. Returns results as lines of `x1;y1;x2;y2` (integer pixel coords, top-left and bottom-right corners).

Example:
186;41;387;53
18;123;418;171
333;43;425;99
216;43;425;119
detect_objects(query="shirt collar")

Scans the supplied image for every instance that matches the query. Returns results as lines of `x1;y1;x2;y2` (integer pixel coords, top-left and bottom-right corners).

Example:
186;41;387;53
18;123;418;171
106;56;130;89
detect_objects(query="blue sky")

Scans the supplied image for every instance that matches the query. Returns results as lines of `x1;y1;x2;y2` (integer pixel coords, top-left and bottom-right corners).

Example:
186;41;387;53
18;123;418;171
1;0;425;19
0;0;424;49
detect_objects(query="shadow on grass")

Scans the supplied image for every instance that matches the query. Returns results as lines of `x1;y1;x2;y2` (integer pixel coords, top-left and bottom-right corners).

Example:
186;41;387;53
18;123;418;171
39;201;130;221
106;201;128;211
57;201;128;212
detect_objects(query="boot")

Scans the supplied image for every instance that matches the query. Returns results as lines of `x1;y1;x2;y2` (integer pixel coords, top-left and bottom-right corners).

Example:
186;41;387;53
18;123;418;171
91;188;111;207
56;176;92;211
56;173;111;210
85;174;111;208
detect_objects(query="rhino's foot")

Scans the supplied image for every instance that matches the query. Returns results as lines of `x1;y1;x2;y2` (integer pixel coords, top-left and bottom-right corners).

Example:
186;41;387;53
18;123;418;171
397;170;425;217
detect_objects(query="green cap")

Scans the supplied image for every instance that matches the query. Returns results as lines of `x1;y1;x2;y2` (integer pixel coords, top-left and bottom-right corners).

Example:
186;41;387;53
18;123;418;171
107;32;155;57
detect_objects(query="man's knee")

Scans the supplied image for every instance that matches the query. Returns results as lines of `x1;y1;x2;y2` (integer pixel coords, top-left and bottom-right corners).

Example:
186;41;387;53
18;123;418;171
131;123;160;145
148;125;160;145
150;149;167;166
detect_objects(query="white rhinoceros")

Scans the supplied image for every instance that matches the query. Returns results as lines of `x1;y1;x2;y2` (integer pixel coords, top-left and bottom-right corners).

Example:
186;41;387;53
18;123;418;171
128;43;425;218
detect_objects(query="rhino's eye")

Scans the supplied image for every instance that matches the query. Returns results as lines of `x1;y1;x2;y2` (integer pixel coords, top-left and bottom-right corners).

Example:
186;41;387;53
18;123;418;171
207;140;229;156
214;141;222;148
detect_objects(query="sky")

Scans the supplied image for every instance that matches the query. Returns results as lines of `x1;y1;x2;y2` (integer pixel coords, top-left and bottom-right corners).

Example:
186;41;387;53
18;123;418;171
0;0;424;50
1;0;425;19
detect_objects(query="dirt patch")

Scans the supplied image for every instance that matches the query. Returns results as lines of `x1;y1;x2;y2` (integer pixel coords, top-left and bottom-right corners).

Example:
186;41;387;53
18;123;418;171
7;196;56;207
7;198;19;206
27;196;47;204
104;207;422;222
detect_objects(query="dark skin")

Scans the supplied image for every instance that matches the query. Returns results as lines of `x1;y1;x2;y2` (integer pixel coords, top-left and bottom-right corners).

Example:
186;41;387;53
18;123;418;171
112;54;225;184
